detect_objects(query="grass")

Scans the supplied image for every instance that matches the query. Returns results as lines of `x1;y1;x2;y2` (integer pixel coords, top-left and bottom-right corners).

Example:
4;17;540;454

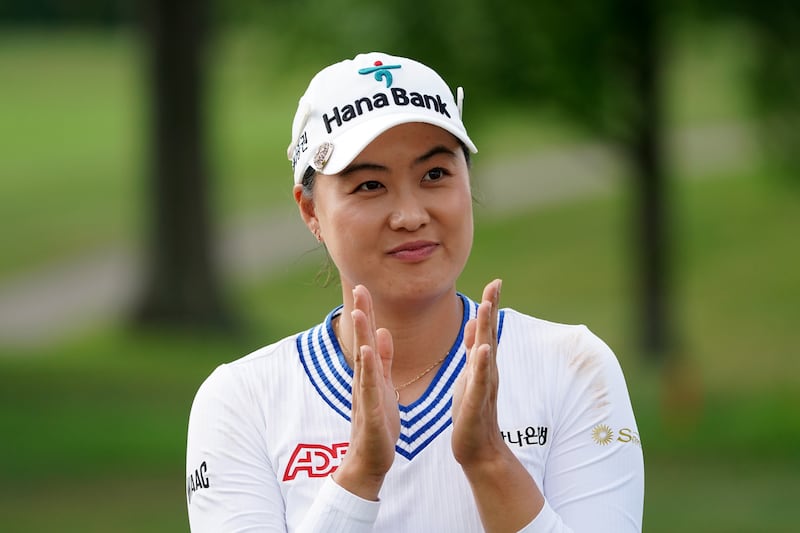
0;30;144;277
1;168;799;531
665;22;760;127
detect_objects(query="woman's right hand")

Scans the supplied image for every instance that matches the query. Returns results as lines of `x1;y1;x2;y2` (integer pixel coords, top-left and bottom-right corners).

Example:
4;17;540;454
332;284;400;500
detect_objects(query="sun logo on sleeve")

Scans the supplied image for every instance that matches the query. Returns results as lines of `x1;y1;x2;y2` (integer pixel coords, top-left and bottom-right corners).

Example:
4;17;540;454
591;424;614;445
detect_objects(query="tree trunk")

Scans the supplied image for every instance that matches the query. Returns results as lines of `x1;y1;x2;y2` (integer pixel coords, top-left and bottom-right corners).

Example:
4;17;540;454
627;0;672;361
135;0;233;329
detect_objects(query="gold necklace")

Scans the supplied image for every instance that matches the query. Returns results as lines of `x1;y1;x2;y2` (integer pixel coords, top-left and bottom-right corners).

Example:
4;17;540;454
392;354;448;402
335;316;448;402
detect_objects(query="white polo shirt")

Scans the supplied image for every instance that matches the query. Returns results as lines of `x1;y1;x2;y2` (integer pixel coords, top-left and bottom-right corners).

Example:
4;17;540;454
186;295;644;532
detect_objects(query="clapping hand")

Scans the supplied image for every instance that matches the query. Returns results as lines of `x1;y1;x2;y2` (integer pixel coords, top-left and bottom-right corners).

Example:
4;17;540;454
451;279;504;466
332;285;400;500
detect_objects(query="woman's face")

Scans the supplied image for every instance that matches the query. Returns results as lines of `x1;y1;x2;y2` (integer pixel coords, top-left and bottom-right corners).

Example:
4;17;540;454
300;122;474;305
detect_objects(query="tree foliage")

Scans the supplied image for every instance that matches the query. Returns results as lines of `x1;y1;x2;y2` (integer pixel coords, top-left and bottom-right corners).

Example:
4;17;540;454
254;1;665;134
0;0;132;25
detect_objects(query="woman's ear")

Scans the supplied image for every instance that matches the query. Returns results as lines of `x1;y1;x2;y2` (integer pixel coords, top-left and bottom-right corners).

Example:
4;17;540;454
294;184;321;242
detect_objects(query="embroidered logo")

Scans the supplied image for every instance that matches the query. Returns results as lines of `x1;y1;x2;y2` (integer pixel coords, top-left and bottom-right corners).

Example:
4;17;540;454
591;424;614;445
358;60;402;88
591;424;641;447
283;442;349;481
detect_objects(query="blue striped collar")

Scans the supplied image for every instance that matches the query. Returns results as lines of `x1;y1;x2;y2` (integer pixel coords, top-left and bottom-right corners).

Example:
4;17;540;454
296;293;505;460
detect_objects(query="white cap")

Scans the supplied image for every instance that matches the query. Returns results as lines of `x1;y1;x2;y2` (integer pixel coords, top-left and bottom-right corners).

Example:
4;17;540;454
287;52;478;185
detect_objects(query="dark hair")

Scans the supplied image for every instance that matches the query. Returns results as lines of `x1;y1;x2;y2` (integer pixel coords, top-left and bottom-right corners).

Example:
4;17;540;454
300;165;316;196
299;141;472;196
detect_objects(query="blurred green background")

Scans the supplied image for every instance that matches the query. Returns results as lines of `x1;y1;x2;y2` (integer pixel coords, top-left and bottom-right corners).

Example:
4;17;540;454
1;1;799;532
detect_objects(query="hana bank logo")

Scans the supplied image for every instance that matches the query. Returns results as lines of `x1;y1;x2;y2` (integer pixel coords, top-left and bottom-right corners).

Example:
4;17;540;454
358;60;402;88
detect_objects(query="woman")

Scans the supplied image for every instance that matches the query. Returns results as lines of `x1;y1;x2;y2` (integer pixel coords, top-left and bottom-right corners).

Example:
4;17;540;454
186;52;644;532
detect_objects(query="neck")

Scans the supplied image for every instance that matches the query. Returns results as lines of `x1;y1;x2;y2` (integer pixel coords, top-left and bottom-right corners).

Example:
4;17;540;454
336;287;464;379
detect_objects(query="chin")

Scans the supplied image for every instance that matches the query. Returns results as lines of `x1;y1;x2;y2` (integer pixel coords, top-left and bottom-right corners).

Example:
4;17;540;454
379;275;457;304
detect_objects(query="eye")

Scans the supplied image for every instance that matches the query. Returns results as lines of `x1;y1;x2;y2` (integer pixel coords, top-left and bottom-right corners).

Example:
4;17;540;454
423;168;448;182
356;180;384;192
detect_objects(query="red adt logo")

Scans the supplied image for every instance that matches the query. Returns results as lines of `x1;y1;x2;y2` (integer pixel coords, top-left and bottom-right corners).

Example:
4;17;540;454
283;442;349;481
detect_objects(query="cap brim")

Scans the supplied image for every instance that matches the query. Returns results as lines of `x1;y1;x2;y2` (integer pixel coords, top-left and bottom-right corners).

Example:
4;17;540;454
319;113;478;176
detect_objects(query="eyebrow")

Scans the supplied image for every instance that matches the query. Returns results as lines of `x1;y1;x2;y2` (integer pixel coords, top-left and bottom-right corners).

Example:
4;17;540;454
340;144;458;176
414;144;458;165
339;162;387;177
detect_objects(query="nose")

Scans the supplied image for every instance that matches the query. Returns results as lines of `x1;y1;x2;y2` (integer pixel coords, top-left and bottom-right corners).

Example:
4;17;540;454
388;190;430;232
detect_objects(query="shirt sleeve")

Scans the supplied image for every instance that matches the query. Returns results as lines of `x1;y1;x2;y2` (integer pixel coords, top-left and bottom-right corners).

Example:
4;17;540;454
186;364;382;533
186;364;286;532
519;326;644;532
296;476;380;533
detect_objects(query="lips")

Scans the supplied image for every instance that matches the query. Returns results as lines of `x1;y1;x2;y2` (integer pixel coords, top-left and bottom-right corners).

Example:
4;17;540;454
387;240;439;261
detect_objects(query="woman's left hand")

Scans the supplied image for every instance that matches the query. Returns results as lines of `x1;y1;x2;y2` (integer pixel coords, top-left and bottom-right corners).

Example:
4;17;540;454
451;278;505;466
452;279;544;532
